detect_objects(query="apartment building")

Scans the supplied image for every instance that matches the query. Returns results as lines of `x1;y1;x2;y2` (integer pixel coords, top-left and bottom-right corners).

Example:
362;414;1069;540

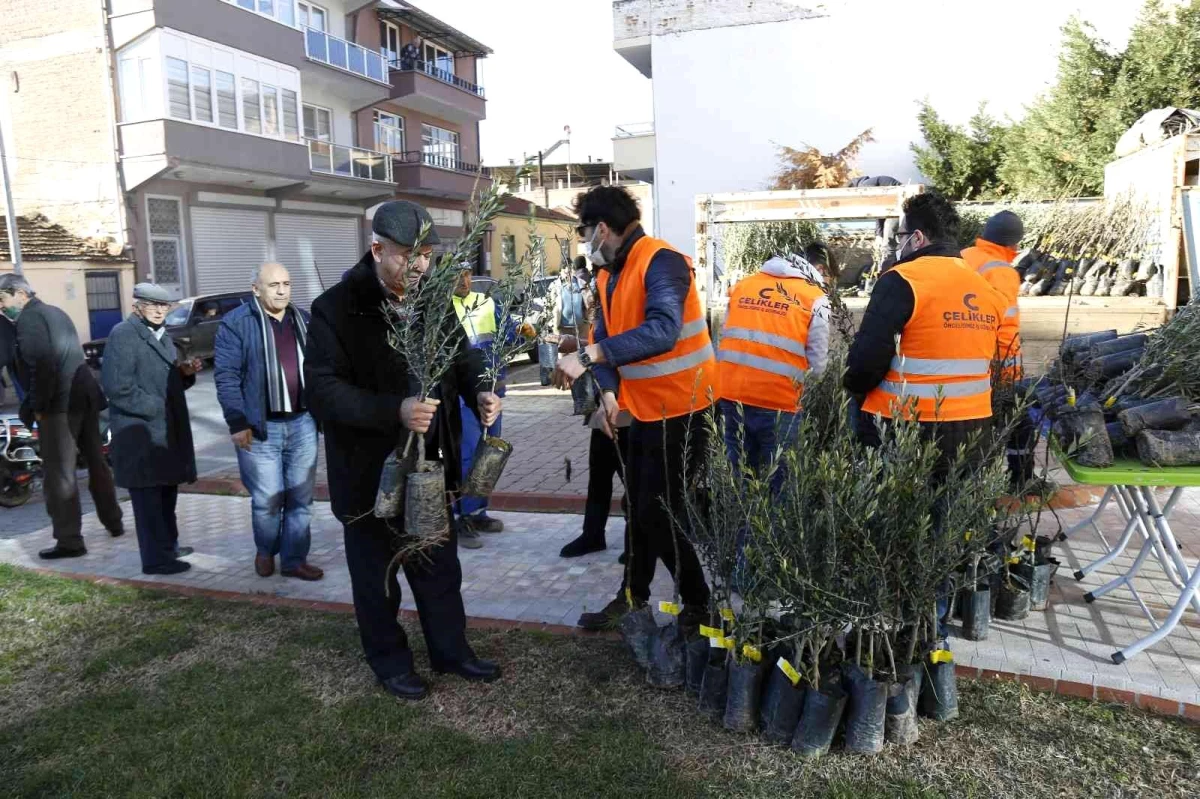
1;0;491;311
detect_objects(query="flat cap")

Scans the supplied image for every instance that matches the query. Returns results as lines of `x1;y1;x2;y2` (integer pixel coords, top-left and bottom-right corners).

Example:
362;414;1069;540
373;200;440;248
132;282;171;303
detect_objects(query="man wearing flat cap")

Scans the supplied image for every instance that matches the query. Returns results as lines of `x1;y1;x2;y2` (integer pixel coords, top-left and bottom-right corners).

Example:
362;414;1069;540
102;282;202;575
305;200;503;701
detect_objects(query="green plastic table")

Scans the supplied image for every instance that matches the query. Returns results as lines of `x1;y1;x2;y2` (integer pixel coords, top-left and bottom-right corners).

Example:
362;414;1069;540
1058;455;1200;664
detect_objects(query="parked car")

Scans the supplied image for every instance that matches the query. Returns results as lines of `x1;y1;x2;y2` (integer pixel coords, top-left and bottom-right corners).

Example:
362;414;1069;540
83;291;253;369
469;275;562;363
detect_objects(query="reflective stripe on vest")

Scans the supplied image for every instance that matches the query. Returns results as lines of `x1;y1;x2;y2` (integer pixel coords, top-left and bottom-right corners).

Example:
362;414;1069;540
977;259;1010;276
721;326;808;358
453;292;497;349
878;378;992;399
1005;305;1018;318
889;355;991;377
598;236;718;420
719;349;806;381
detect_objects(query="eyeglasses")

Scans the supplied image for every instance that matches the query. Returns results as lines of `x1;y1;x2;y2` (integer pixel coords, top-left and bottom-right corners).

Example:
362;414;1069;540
138;300;170;311
894;230;917;252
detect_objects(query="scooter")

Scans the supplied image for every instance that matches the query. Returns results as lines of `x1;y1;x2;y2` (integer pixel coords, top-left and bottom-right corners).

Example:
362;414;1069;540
0;414;40;507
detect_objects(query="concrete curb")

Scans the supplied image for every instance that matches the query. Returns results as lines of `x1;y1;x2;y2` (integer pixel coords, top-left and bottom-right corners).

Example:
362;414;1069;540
25;567;1200;722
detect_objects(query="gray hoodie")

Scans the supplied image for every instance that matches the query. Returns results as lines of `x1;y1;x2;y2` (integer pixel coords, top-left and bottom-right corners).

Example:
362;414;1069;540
758;255;831;379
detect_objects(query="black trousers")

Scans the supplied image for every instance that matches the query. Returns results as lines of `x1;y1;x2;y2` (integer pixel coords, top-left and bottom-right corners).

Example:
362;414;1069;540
129;485;180;570
582;426;629;543
622;413;711;607
344;509;473;680
39;409;122;549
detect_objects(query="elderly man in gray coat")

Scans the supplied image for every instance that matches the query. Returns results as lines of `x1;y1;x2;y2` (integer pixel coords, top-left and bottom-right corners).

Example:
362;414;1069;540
0;273;123;558
101;283;202;575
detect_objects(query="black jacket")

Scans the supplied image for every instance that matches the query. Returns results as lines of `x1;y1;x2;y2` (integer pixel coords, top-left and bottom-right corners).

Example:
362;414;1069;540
304;253;486;523
15;297;105;426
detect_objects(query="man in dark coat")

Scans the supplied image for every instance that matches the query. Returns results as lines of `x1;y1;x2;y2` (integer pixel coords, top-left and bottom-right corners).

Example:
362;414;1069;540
0;311;25;405
101;282;200;575
0;273;122;558
305;200;503;702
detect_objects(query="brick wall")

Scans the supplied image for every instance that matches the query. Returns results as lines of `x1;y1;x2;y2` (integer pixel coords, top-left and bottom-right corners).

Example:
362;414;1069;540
0;0;124;248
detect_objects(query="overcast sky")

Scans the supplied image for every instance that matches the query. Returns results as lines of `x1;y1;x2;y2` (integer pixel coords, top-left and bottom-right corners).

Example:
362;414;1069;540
417;0;1144;167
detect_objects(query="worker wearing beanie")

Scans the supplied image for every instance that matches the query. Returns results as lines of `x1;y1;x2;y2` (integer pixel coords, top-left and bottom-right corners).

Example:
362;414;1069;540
961;210;1034;487
961;211;1024;383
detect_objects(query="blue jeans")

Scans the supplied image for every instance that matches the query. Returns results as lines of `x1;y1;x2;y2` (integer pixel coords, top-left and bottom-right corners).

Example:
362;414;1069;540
236;414;318;570
457;396;501;518
719;400;799;494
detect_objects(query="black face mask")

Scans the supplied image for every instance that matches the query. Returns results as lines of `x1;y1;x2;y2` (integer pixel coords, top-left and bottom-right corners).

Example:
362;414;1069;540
141;315;164;332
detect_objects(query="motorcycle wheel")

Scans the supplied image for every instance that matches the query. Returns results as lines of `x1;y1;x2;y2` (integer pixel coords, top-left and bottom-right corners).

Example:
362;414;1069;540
0;479;32;508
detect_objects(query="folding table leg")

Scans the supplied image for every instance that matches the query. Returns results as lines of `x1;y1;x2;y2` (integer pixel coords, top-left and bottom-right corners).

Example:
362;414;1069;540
1113;546;1200;664
1127;487;1189;590
1058;486;1115;544
1138;487;1197;606
1074;486;1144;580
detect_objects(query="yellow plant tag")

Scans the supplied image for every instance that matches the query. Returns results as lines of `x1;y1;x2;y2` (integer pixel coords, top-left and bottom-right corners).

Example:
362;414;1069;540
1066;388;1077;407
1008;555;1022;565
658;601;681;616
964;530;973;542
709;635;734;650
742;644;762;663
1105;396;1117;409
777;657;802;686
930;649;954;664
699;625;722;639
1022;535;1036;552
624;587;633;606
720;608;736;622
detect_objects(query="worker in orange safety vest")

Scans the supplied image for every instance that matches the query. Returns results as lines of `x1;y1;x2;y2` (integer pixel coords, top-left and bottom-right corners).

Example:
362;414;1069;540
553;186;715;633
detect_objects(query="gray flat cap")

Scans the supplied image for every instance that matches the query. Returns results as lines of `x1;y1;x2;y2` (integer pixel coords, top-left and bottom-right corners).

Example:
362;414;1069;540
133;282;171;303
373;200;440;248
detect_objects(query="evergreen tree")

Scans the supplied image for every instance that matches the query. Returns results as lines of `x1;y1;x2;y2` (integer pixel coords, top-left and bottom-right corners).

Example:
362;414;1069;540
911;101;1009;200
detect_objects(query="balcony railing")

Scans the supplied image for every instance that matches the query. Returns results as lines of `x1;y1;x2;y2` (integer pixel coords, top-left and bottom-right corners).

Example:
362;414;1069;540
394;150;483;175
307;139;393;183
388;59;485;98
304;27;388;85
614;122;654;138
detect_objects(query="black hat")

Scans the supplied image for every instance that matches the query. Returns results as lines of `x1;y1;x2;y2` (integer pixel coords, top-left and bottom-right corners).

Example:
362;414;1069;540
372;200;440;248
982;210;1024;248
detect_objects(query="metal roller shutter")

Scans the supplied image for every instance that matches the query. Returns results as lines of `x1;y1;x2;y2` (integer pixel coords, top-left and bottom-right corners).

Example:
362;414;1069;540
189;207;270;296
275;214;362;310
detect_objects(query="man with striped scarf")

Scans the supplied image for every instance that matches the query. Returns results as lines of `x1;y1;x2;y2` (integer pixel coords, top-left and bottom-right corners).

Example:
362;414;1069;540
215;263;324;581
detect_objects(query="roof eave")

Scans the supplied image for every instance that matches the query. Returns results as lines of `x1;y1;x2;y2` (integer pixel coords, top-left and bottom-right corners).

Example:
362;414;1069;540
376;1;493;57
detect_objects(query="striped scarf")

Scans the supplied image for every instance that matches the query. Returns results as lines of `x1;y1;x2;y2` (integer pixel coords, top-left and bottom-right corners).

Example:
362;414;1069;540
252;298;308;414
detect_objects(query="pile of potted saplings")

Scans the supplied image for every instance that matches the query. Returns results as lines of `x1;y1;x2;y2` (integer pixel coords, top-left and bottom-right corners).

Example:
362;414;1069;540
617;337;1020;757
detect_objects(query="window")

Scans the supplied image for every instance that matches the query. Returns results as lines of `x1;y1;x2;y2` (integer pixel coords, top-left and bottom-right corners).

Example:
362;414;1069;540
242;78;261;133
166;57;190;119
380;21;400;64
298;2;326;31
191;66;213;123
421;124;460;167
423;42;454;76
215;71;237;129
227;0;296;27
282;89;299;141
427;207;464;227
501;234;517;265
262;84;280;136
303;104;331;141
147;197;185;291
374;110;404;154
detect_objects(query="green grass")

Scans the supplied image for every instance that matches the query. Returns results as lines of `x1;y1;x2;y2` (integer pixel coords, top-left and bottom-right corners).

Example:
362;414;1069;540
1;563;1196;798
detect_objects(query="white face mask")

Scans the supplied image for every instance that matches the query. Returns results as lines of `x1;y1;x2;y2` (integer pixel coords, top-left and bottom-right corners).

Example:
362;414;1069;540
586;225;608;268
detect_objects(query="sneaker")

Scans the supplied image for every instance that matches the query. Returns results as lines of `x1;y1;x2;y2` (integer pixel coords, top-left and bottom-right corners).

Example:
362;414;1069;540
457;519;483;550
577;593;640;631
469;514;504;534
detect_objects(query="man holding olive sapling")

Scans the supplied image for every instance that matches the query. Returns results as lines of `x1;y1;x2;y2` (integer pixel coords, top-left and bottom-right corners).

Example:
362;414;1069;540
305;201;502;702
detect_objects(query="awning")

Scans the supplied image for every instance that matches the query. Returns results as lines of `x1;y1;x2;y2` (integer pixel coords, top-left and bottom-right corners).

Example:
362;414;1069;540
376;1;492;58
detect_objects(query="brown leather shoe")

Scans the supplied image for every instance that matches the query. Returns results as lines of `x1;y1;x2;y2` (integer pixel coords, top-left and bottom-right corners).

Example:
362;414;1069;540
281;563;324;581
255;554;275;577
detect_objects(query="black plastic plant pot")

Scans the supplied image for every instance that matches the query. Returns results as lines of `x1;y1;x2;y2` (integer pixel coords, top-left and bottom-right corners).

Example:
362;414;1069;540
918;660;959;722
697;655;729;723
373;449;408;520
1014;561;1059;611
995;578;1032;621
1056;406;1114;468
461;434;513;499
885;664;922;746
843;663;888;754
537;342;557;387
758;666;806;745
1119;397;1193;437
619;605;659;670
722;658;765;733
790;678;848;758
646;621;686;690
571;370;599;417
1136;429;1200;467
960;583;991;641
684;635;709;696
404;464;448;542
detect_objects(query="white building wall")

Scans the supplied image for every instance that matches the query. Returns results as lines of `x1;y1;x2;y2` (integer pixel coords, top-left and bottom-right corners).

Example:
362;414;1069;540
298;81;355;146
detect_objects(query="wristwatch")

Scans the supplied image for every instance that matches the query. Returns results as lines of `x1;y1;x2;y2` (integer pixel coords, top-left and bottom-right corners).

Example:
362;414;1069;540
578;347;593;369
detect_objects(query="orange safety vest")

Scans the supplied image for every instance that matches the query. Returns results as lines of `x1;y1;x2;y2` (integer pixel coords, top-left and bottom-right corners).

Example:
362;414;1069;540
718;271;824;412
861;255;1003;422
598;236;718;421
962;239;1022;381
